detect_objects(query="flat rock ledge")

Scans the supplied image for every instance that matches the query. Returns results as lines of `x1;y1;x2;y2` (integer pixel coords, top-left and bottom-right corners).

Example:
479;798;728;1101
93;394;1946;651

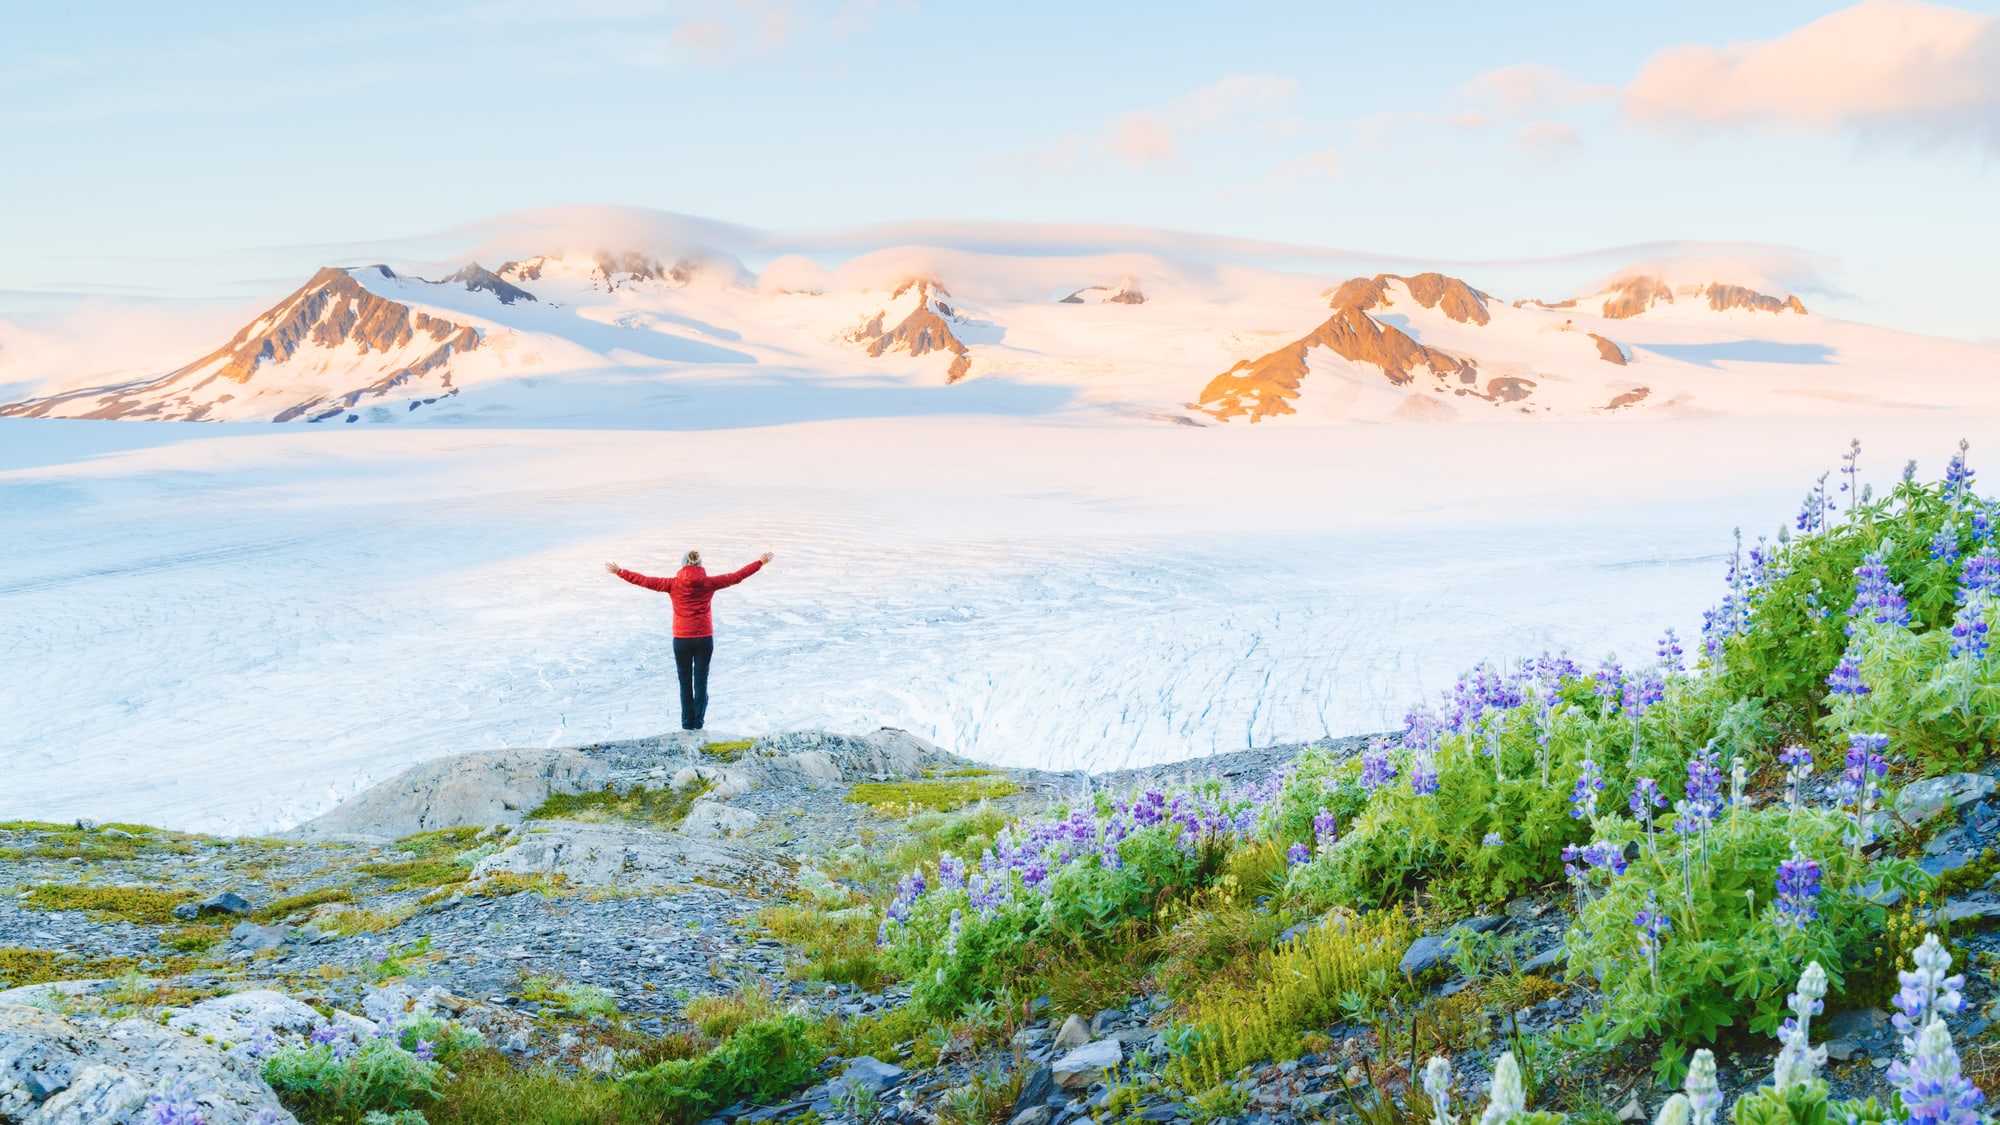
288;747;614;841
0;1003;298;1125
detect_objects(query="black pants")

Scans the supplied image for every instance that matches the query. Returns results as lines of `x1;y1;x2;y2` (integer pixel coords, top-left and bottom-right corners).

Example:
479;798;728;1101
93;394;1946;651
672;636;714;730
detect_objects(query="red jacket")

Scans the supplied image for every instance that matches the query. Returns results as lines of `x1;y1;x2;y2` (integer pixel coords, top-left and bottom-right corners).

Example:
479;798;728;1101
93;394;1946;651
613;561;762;638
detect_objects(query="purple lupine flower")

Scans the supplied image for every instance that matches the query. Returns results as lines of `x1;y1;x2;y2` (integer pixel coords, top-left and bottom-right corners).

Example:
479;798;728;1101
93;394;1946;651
1657;629;1684;673
1130;789;1167;826
1583;840;1627;877
1778;744;1814;809
1621;670;1665;717
146;1080;206;1125
1634;893;1672;943
414;1038;437;1062
936;852;967;892
1826;652;1871;696
945;908;963;957
1285;841;1311;867
1592;659;1625;714
1629;777;1667;818
1482;832;1503;847
1312;808;1338;852
1358;741;1398;792
308;1023;339;1046
1847;551;1911;633
1843;733;1890;849
1840;438;1863;507
1949;600;1991;661
1961;549;2000;601
1797;473;1834;534
1774;847;1822;929
1944;441;1976;507
1678;747;1725;836
1973;506;1995;544
1570;758;1605;821
1890;1019;1985;1125
1932;524;1962;563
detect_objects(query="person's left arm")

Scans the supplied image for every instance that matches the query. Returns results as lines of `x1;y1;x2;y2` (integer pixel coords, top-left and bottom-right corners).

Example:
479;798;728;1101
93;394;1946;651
707;555;770;590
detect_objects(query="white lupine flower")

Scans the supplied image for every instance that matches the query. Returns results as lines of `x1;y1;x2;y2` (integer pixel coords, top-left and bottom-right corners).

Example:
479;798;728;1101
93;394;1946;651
1480;1053;1527;1125
1684;1049;1722;1125
1425;1056;1457;1125
1655;1093;1691;1125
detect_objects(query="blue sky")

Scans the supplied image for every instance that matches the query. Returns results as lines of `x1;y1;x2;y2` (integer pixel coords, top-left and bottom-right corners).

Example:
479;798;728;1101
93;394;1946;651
4;1;1998;338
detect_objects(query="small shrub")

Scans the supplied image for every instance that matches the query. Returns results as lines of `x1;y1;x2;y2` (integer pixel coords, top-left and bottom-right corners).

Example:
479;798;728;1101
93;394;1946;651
521;974;621;1019
373;936;435;983
394;827;486;858
359;858;467;890
701;739;756;762
681;980;778;1039
619;1014;819;1125
1170;909;1413;1082
261;1032;445;1122
760;905;885;989
429;1050;630;1125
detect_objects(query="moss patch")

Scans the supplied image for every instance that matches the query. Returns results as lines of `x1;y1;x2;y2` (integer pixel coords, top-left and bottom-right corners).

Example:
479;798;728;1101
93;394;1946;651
159;924;229;954
394;826;486;858
254;885;356;922
701;739;756;762
358;858;467;890
0;946;138;988
844;777;1019;814
21;884;193;924
528;781;713;828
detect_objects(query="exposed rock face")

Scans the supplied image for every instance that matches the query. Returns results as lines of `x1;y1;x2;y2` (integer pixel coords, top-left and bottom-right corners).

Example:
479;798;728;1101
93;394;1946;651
1704;283;1807;315
287;748;615;841
850;281;973;383
1325;272;1490;325
1589;334;1627;365
0;267;479;422
1196;305;1476;422
0;1005;298;1124
1059;285;1146;305
443;263;536;305
1601;276;1675;319
1604;387;1651;410
468;819;790;890
592;251;690;288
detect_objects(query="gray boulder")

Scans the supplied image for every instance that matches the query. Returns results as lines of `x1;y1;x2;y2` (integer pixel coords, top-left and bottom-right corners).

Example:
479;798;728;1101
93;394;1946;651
1895;773;1996;828
289;748;615;840
1051;1038;1122;1088
173;892;253;921
1051;1013;1092;1051
0;1005;297;1124
839;1055;904;1093
1400;936;1453;976
163;990;320;1048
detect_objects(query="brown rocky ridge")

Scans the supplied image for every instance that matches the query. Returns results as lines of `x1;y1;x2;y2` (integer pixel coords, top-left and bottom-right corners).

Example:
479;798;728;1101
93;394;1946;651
1060;284;1146;305
1589;334;1627;365
1197;271;1508;422
848;279;973;383
1597;276;1806;318
443;263;536;305
0;267;479;422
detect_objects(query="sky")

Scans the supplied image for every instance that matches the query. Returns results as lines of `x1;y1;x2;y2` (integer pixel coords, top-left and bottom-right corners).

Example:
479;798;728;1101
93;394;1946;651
3;0;1999;341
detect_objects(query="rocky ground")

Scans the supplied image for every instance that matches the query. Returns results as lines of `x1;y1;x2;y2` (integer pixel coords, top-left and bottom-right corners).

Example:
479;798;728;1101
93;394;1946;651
3;729;1997;1125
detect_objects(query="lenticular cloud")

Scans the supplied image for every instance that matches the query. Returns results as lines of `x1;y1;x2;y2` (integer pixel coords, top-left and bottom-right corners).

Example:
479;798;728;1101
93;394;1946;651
1622;0;2000;151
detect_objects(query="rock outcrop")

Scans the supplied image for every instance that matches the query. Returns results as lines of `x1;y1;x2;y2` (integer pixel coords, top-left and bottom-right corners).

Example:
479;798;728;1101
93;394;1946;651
1196;305;1476;422
1324;273;1491;325
1589;334;1627;365
1704;283;1806;315
468;819;789;890
0;1005;298;1125
0;267;479;422
442;263;536;305
849;281;972;383
1601;276;1676;319
1059;285;1146;305
287;748;615;841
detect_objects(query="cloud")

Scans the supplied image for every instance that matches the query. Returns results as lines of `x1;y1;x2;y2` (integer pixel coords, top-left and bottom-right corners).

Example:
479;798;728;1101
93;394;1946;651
1097;74;1304;168
1623;0;2000;149
1464;64;1614;121
667;0;892;63
1104;113;1179;167
1264;148;1343;185
1514;120;1582;156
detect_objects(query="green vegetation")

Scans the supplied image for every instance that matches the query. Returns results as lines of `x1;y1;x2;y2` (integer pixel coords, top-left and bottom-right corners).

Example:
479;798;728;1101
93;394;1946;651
521;973;621;1019
159;923;229;954
0;946;138;988
528;780;714;828
619;1014;820;1125
700;739;756;762
256;885;358;921
20;883;194;924
845;776;1018;814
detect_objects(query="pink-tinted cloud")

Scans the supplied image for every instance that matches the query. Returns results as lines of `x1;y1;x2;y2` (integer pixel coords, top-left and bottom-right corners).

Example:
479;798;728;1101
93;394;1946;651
1096;75;1304;168
1104;112;1179;167
668;0;892;63
1465;64;1614;120
1624;0;2000;148
1514;120;1581;156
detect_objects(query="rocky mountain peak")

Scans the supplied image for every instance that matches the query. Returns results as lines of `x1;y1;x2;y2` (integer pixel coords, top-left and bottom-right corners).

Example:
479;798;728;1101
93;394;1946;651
441;263;536;305
1327;272;1491;326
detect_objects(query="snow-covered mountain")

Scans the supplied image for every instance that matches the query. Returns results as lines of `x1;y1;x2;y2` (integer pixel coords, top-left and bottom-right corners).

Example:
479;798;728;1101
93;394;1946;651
3;248;1992;427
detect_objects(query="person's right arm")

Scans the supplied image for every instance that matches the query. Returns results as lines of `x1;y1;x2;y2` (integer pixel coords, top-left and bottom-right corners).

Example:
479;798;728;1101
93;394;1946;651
604;562;673;593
